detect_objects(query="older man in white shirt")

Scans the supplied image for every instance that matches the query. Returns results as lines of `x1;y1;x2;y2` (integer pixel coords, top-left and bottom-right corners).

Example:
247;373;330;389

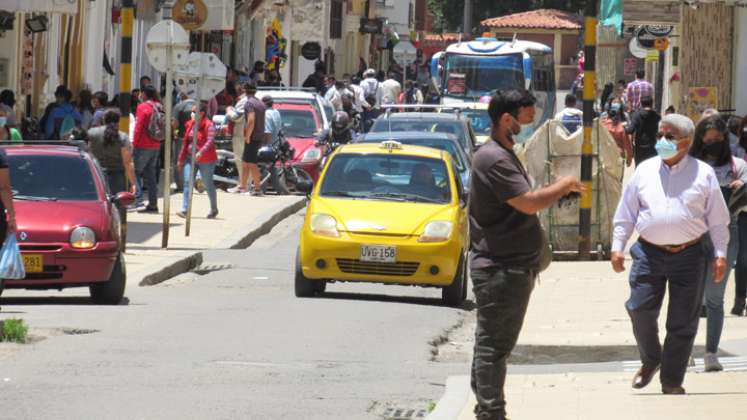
611;113;730;395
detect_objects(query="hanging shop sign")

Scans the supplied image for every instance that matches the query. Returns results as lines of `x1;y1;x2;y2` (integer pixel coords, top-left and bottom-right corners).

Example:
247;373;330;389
359;18;383;34
301;42;322;61
173;0;208;31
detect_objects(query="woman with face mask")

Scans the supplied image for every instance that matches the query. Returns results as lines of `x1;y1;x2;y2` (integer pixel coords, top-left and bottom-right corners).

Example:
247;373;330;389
177;102;219;219
0;108;22;142
689;115;747;371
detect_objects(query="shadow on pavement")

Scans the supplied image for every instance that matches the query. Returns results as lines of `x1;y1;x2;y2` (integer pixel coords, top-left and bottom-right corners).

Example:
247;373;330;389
509;344;733;365
126;221;164;244
0;296;130;306
317;291;475;311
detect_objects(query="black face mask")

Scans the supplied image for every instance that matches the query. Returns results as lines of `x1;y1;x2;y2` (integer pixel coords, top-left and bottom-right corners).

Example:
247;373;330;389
703;142;724;158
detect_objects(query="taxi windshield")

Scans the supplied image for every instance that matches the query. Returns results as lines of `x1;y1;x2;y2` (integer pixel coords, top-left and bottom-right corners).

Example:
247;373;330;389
320;153;451;204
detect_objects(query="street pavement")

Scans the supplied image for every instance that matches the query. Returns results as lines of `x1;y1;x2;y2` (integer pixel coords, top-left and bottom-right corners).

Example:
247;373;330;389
427;262;747;420
0;211;471;420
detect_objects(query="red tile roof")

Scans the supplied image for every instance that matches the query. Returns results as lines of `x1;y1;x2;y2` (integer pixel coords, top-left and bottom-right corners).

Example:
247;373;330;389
481;9;582;30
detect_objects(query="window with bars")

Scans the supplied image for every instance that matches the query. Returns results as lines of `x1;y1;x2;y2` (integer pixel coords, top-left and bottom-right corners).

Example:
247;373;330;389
331;0;343;39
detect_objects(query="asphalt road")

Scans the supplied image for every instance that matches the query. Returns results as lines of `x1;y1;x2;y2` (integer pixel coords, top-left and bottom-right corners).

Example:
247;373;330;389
0;211;470;420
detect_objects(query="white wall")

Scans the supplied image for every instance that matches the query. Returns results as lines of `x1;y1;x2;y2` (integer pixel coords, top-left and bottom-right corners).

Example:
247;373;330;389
735;8;747;115
0;24;18;91
377;0;412;36
83;0;109;92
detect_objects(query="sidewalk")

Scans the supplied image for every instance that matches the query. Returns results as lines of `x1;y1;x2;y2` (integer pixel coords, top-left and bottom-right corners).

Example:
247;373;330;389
125;190;306;286
428;261;747;420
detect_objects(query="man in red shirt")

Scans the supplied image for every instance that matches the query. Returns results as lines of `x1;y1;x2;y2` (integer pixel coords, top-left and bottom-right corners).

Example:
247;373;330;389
132;85;162;212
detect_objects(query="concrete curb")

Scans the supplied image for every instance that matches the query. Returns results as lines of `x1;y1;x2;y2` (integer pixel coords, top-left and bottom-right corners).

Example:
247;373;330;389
426;375;471;420
136;196;307;287
136;251;204;287
215;196;307;249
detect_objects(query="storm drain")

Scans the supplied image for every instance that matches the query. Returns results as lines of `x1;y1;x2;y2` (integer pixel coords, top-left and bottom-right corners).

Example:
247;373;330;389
192;263;234;275
381;407;427;419
61;328;99;335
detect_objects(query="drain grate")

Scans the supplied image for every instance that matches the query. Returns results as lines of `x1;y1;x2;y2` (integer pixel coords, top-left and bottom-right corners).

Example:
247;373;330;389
381;407;427;420
192;263;234;275
62;328;99;335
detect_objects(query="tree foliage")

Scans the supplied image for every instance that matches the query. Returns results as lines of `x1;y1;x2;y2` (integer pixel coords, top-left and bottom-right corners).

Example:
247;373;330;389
428;0;590;33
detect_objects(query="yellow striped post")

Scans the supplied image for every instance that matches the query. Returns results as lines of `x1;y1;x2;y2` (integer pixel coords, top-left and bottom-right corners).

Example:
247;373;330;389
579;3;598;260
118;0;134;249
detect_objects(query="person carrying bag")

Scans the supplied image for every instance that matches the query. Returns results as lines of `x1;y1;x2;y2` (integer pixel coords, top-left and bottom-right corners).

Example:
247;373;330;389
0;146;20;311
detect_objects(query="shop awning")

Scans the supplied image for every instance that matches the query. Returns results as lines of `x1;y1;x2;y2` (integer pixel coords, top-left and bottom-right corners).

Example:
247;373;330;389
0;0;78;14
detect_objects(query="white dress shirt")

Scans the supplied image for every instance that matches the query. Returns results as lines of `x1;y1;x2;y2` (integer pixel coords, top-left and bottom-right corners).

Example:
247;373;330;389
380;79;402;105
612;155;730;258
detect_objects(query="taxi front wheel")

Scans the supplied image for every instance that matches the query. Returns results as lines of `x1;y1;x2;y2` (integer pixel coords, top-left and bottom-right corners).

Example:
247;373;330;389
442;254;467;307
295;248;317;298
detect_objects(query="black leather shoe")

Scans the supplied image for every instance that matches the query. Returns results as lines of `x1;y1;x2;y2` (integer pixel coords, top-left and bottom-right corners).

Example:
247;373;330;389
662;385;686;395
632;364;660;389
731;298;746;316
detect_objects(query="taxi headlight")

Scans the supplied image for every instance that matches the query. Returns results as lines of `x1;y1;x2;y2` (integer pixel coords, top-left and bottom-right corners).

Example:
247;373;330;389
302;148;322;163
70;226;97;249
418;221;453;243
310;213;340;237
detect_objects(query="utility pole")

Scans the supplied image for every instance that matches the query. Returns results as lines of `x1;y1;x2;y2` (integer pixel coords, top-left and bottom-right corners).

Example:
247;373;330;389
161;1;175;248
578;0;598;260
119;0;135;250
462;0;473;37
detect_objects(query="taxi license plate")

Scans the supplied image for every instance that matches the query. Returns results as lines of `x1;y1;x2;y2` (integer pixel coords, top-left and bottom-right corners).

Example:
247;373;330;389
22;254;43;273
360;245;397;263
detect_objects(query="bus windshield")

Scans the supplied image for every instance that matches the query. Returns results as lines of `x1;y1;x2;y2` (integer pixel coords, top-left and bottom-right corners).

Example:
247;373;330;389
443;53;524;99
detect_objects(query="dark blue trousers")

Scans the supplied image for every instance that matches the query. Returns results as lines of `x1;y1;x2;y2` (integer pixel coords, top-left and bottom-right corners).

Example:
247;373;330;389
626;240;707;387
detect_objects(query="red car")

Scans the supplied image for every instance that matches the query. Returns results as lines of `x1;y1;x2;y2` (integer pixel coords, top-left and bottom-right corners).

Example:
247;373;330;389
274;102;326;181
1;145;134;304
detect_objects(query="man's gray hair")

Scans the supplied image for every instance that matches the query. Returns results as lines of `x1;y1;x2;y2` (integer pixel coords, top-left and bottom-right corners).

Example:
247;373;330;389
660;113;696;138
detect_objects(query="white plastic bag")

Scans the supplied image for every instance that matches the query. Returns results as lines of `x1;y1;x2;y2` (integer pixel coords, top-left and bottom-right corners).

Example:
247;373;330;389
0;234;26;279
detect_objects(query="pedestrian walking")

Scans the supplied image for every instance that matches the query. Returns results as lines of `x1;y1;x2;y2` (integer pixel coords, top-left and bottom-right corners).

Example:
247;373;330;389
625;95;661;166
40;86;82;140
226;83;248;191
626;70;654;113
688;115;747;371
262;95;285;192
77;90;94;129
132;85;163;213
611;113;730;394
380;72;402;106
90;91;109;128
0;145;18;311
601;100;633;166
177;102;219;219
733;115;747;316
238;83;266;196
469;89;584;420
86;109;137;236
554;94;583;133
302;61;327;94
400;80;423;109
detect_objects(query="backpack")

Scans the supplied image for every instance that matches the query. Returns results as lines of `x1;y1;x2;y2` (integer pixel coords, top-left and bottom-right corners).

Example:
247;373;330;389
147;101;166;141
364;80;379;106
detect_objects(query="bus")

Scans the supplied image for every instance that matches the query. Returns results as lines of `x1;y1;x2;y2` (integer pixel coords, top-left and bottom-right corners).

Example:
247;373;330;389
431;37;557;138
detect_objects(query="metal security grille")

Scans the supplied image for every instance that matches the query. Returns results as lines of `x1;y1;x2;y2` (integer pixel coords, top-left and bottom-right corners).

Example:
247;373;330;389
336;259;419;276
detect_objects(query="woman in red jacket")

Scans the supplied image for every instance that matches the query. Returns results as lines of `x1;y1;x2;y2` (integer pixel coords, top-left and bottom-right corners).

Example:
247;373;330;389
177;102;219;219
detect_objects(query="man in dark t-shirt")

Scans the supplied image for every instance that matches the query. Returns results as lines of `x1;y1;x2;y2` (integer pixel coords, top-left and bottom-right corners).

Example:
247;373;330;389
625;95;660;166
239;83;267;195
468;90;584;420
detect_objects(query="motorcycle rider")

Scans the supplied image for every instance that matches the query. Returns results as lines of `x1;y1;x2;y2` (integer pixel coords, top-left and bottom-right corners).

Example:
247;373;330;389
321;111;355;147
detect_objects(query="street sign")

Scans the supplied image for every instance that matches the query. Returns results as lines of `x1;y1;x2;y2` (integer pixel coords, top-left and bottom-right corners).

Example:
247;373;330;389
629;38;648;59
654;37;669;52
301;42;321;60
145;20;190;73
393;40;417;65
174;52;227;102
645;50;659;62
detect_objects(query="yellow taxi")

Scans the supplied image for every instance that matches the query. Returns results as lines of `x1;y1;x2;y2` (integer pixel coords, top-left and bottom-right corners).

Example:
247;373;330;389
296;141;469;306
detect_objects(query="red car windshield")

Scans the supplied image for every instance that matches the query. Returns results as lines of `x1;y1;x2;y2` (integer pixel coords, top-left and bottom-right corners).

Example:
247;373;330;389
277;109;319;139
9;155;98;201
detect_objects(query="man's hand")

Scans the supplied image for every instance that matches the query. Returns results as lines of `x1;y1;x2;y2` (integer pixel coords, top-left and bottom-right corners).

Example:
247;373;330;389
611;251;626;273
730;179;744;190
557;176;586;195
713;257;727;283
196;152;202;160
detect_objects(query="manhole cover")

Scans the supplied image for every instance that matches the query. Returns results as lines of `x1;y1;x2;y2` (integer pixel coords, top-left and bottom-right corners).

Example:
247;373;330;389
381;407;427;419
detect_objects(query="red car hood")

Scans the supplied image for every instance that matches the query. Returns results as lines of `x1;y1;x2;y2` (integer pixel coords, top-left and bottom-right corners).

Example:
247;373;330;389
14;200;110;243
287;138;319;161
